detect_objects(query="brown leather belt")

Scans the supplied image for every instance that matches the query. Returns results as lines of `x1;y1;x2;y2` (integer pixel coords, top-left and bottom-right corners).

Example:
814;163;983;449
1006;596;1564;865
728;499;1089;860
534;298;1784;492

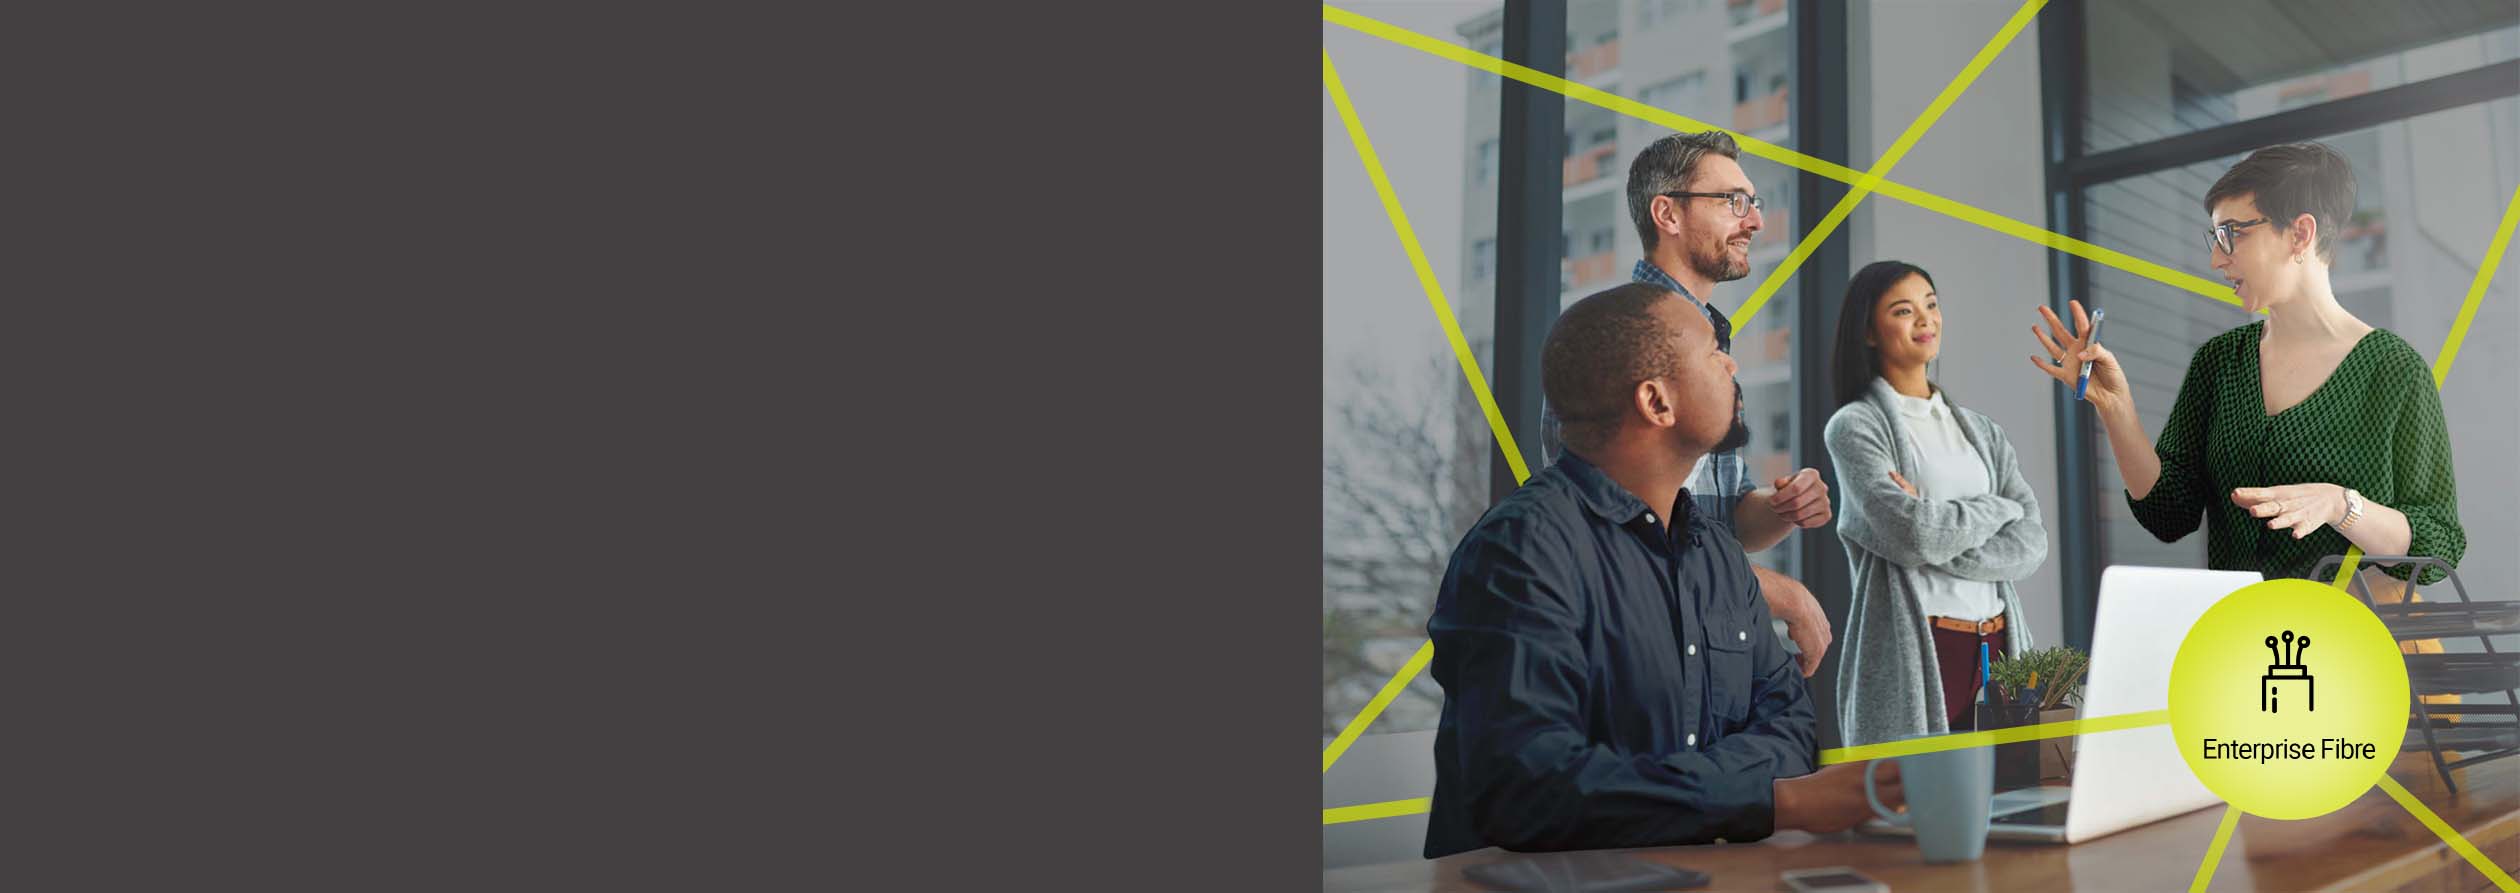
1931;614;2006;635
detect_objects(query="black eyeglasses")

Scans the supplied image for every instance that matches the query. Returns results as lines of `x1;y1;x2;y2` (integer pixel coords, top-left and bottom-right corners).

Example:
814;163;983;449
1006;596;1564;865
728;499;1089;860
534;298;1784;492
1662;191;1764;219
2206;217;2271;255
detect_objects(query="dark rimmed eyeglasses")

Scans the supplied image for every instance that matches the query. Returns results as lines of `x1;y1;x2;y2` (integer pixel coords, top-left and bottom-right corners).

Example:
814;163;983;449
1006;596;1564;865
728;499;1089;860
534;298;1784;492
2205;217;2271;255
1662;190;1764;219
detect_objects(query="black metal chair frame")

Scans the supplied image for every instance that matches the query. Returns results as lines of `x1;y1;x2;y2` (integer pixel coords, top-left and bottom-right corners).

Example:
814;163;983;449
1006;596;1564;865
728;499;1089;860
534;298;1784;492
2311;554;2519;795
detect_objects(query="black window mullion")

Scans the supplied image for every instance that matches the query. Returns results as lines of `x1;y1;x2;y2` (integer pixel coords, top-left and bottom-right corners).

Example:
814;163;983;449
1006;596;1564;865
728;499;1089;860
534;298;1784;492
1491;0;1567;504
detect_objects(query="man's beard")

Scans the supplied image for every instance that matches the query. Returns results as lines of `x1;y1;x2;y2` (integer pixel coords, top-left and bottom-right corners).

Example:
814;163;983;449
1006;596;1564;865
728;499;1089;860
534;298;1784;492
1685;383;1752;458
1712;390;1753;453
1692;237;1751;283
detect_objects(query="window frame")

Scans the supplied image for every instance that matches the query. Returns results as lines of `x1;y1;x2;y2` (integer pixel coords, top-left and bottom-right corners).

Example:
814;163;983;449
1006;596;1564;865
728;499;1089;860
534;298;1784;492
2038;0;2520;650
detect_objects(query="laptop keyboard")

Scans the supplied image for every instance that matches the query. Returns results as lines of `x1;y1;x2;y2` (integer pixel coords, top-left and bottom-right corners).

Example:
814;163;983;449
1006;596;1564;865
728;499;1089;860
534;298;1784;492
1992;802;2074;826
1990;787;2073;822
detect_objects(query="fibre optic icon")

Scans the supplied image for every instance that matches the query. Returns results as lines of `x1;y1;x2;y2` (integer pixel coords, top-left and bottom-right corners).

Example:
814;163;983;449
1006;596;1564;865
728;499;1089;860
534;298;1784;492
2262;630;2313;713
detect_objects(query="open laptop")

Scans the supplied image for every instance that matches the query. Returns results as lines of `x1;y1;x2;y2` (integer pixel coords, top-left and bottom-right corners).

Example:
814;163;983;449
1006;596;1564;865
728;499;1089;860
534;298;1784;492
1861;566;2254;843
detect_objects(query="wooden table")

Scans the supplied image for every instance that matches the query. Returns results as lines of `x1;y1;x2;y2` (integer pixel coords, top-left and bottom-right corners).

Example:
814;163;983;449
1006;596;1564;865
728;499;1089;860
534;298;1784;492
1324;755;2518;891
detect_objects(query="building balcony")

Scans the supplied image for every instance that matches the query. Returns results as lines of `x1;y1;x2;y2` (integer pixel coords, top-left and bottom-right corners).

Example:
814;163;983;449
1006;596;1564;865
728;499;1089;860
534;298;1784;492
1752;448;1792;484
1754;325;1790;364
1734;87;1788;133
1569;39;1620;81
1563;143;1619;186
1751;207;1790;248
1726;0;1786;27
1562;251;1619;290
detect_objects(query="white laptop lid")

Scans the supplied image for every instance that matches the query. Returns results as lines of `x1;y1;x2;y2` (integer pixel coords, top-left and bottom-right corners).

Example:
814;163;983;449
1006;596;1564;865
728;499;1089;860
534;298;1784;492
2063;566;2262;843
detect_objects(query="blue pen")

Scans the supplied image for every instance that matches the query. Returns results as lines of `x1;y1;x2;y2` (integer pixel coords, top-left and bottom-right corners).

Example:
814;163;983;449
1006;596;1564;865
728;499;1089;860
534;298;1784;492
2074;308;2108;401
1980;641;1993;707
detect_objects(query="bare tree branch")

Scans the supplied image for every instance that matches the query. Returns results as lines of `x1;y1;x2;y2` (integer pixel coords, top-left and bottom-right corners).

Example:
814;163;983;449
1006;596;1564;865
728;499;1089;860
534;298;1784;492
1322;342;1497;734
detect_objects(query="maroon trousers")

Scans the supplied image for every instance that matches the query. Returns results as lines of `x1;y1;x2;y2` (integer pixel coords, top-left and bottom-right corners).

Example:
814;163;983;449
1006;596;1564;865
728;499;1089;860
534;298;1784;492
1931;624;2009;730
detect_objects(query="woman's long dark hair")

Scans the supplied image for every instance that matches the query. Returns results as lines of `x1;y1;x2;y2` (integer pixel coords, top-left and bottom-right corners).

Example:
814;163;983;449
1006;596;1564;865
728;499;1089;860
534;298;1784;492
1831;260;1938;407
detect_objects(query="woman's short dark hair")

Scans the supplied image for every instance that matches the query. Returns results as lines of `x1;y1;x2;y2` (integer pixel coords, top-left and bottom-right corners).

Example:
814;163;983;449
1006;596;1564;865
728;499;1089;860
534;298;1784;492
2204;141;2356;263
1832;260;1936;407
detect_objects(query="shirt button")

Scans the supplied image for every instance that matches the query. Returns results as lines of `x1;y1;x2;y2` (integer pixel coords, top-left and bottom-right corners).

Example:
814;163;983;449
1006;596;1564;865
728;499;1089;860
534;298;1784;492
1687;733;1698;747
1739;630;1748;641
1687;644;1697;656
1644;513;1656;524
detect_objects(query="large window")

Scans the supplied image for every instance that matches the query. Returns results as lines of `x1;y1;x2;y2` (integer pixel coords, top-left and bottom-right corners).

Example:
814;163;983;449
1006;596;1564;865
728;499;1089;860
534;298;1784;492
1545;0;1801;581
1322;0;1819;742
2083;3;2519;153
1322;1;1505;742
2060;6;2520;643
2082;102;2519;589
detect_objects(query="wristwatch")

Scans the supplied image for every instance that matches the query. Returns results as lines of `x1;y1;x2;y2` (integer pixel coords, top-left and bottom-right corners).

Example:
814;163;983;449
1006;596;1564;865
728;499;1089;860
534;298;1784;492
2340;487;2364;530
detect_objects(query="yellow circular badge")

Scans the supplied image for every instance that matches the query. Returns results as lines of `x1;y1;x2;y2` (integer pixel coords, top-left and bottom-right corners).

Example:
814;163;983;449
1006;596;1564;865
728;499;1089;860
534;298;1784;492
2169;578;2408;819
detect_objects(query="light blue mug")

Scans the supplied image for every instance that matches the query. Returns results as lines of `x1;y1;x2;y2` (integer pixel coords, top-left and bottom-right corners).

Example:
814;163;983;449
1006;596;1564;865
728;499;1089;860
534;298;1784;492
1864;745;1994;863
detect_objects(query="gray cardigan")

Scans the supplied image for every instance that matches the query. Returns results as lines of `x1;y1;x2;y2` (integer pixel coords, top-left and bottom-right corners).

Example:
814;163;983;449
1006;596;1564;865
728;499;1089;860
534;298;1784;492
1823;377;2048;747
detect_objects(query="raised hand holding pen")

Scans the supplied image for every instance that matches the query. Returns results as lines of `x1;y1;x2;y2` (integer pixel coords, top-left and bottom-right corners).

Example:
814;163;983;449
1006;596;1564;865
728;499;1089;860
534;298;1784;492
2031;298;2164;500
2029;300;2129;413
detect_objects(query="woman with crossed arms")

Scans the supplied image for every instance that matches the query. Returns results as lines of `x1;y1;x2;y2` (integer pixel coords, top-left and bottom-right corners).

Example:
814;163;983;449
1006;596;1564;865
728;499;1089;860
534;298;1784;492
1827;260;2049;745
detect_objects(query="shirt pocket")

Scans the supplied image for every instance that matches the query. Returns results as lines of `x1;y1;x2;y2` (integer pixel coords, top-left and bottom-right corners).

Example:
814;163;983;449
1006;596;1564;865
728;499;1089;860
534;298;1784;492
1704;608;1760;729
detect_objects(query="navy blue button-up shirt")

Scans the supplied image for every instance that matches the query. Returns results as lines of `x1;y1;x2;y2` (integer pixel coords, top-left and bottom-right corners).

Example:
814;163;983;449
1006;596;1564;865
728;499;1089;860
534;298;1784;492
1422;452;1816;858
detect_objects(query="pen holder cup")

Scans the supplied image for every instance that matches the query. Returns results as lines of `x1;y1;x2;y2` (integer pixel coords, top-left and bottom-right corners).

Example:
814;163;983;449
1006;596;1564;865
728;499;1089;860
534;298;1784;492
1977;705;2075;789
2037;707;2078;781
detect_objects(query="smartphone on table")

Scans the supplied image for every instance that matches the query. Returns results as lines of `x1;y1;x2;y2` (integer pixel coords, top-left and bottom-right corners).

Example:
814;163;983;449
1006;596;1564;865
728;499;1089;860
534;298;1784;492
1779;865;1889;893
1459;851;1710;891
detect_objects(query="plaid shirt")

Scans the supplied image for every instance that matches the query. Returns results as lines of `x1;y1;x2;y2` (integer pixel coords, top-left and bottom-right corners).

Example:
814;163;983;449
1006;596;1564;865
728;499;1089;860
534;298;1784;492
1540;260;1755;533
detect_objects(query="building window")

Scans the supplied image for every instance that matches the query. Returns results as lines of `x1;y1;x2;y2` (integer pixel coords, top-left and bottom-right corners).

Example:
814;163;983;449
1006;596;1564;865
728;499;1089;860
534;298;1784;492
1323;1;1509;745
2062;7;2520;646
1642;71;1708;116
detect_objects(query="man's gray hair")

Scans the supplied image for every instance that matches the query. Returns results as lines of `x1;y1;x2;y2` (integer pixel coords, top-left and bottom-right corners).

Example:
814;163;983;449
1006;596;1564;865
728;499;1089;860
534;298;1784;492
1626;130;1742;252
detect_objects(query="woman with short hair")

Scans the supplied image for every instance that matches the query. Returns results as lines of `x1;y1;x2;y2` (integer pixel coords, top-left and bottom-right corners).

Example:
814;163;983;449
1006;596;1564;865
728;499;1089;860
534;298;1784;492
2030;141;2464;599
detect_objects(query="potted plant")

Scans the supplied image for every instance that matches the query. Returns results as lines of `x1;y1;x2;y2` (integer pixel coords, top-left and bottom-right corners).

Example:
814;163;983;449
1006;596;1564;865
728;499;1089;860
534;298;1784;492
1979;646;2089;787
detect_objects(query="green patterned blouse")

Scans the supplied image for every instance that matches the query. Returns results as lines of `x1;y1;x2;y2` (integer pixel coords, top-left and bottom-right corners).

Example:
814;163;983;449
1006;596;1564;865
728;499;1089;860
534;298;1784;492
2126;322;2464;584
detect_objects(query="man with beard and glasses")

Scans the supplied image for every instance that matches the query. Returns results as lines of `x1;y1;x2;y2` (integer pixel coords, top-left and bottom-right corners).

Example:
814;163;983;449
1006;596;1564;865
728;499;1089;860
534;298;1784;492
1541;130;1837;680
1422;283;1895;858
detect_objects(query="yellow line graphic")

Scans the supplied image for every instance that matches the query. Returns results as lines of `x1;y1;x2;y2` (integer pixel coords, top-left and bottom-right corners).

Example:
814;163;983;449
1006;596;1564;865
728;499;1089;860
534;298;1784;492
1322;640;1434;772
2188;804;2242;892
1322;12;2520;868
2434;185;2520;389
1322;50;1535;773
1319;0;2081;777
1735;0;2046;326
2378;775;2520;891
1324;797;1432;825
2318;185;2520;880
2330;546;2364;588
1320;4;2239;311
1819;708;2168;764
1322;50;1529;487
